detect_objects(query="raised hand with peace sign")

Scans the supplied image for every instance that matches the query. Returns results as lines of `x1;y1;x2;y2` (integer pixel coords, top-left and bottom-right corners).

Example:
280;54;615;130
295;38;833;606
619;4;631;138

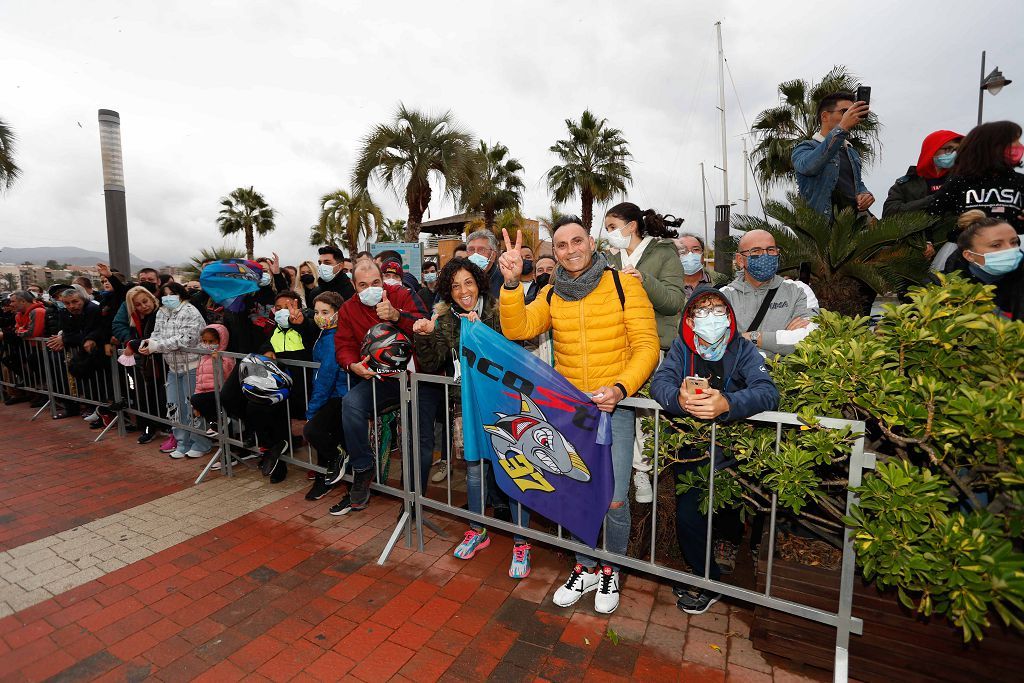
498;228;524;287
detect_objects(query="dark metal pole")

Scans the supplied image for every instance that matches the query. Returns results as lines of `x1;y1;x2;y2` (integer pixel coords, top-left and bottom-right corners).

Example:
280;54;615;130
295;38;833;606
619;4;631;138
714;203;733;278
977;51;986;127
98;109;131;275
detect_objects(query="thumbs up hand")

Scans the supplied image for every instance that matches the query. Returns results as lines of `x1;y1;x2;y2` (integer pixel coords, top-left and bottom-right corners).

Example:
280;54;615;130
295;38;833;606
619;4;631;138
376;288;399;322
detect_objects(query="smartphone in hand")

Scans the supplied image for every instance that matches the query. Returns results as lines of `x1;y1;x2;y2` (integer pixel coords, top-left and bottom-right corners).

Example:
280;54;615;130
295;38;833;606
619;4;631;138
855;85;871;106
683;376;710;396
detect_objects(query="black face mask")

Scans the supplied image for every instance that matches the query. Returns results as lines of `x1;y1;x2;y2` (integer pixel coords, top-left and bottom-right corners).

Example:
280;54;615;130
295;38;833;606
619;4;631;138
522;259;534;276
300;273;315;285
535;273;551;289
140;281;157;294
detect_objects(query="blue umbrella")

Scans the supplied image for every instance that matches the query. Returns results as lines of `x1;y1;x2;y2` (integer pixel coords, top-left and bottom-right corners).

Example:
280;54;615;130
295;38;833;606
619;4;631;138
199;259;263;312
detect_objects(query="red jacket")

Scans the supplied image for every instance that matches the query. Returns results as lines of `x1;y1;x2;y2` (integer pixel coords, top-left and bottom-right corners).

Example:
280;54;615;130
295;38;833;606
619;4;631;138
335;284;425;369
15;302;46;338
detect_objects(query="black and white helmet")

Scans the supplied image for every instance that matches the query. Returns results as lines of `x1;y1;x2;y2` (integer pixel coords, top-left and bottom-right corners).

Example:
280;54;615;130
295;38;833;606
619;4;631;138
239;354;293;404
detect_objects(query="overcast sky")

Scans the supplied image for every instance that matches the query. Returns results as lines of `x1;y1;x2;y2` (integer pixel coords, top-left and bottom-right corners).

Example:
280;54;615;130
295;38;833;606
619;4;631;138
2;0;1023;269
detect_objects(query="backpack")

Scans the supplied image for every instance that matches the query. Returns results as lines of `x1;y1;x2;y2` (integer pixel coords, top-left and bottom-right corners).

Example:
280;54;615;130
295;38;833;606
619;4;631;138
546;267;626;310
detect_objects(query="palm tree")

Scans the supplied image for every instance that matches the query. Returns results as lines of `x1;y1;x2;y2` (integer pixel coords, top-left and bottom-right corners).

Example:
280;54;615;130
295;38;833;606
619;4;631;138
375;218;407;243
216;186;276;260
546;110;632;230
352;104;477;242
182;245;245;279
0;117;21;192
732;195;931;315
310;189;384;255
750;66;881;190
462;141;525;230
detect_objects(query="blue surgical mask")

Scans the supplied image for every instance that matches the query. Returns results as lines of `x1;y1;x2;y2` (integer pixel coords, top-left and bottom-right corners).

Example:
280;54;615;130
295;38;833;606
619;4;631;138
260;272;272;287
468;253;490;271
745;254;779;282
274;308;291;328
692;313;730;344
971;246;1023;276
423;272;438;284
358;286;384;306
318;263;337;282
933;151;956;170
161;295;181;310
680;252;703;275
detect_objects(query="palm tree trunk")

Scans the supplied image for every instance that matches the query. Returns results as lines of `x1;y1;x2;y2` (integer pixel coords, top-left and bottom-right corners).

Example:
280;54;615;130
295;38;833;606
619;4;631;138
484;208;495;231
405;186;431;243
581;188;594;231
245;226;254;260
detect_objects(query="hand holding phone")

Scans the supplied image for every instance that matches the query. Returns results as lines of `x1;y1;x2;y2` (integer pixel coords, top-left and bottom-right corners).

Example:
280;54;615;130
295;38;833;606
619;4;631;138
683;376;710;396
855;85;871;106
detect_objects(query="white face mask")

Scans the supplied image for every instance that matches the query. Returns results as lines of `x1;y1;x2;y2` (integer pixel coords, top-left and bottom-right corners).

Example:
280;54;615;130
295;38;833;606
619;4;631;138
274;308;291;328
358;286;384;306
318;263;337;282
606;229;631;250
383;277;401;287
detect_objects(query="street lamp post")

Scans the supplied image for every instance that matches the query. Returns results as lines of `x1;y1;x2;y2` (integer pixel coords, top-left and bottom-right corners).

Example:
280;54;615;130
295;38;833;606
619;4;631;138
977;51;1013;126
98;109;131;275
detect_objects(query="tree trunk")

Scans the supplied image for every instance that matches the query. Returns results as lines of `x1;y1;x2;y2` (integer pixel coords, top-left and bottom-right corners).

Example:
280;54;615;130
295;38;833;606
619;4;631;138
581;188;594;231
245;226;254;260
405;185;431;243
484;208;495;231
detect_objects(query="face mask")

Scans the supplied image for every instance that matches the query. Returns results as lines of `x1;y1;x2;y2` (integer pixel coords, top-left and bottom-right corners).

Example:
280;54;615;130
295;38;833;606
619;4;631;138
1006;144;1024;167
423;272;437;284
383;277;401;287
358;286;384;306
692;313;730;344
140;281;157;294
274;308;291;328
40;293;50;302
522;260;534;276
605;229;631;250
535;273;551;289
345;271;353;279
680;252;703;275
314;312;337;329
318;263;337;282
161;295;181;310
971;246;1024;276
933;151;956;169
745;254;779;282
260;272;272;287
300;273;315;285
468;253;490;271
199;341;219;351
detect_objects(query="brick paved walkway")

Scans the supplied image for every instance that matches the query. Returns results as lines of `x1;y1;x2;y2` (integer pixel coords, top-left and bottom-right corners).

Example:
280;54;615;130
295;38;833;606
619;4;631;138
0;402;836;682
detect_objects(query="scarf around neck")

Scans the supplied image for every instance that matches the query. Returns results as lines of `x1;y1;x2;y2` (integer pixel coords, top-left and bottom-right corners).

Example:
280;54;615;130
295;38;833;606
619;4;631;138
552;252;609;302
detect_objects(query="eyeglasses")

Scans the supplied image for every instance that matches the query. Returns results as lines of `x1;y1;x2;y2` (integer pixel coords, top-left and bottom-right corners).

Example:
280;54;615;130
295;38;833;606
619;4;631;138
679;247;703;255
937;145;959;154
738;247;781;257
692;304;728;318
827;108;849;116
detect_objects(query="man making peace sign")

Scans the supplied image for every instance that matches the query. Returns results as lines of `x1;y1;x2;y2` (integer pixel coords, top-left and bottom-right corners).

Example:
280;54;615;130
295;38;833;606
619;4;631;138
498;216;660;614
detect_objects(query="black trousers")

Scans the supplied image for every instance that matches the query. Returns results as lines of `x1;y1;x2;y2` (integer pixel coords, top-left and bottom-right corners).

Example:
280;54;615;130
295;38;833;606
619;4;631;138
673;459;722;582
303;397;345;466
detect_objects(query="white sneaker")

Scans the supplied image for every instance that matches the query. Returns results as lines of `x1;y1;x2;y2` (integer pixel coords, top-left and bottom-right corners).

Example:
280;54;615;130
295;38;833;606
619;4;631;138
430;460;448;483
185;449;209;459
594;566;620;614
552;564;600;607
633;470;653;504
83;409;100;423
169;450;188;459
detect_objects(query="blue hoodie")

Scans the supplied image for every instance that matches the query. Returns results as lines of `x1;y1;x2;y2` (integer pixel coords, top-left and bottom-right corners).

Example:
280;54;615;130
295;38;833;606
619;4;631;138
306;325;349;419
650;285;779;424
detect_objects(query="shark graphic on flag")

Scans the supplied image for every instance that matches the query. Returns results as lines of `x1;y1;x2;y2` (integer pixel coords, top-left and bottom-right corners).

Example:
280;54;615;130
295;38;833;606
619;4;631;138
460;318;613;547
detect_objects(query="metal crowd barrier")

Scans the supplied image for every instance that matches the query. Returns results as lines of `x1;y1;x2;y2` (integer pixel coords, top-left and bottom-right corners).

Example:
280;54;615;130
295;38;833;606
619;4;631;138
2;338;867;680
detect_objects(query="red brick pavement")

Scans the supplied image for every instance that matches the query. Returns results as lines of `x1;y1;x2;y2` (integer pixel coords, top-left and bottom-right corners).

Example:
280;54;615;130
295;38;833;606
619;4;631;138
0;403;201;551
0;402;838;682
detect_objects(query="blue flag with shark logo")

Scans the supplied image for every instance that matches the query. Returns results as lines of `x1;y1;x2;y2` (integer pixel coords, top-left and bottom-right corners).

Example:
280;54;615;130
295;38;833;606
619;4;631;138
459;318;614;547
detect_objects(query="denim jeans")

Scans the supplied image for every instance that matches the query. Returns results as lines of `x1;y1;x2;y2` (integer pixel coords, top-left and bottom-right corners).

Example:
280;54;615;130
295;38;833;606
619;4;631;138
341;377;438;491
575;406;635;570
466;460;530;543
165;369;212;454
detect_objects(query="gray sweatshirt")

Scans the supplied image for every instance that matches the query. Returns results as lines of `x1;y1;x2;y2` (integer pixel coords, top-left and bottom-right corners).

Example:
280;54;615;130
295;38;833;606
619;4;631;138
720;275;814;356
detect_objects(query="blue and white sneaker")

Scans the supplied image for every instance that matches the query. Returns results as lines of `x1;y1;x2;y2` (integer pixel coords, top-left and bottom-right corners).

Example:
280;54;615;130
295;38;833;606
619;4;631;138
453;529;490;559
509;543;531;579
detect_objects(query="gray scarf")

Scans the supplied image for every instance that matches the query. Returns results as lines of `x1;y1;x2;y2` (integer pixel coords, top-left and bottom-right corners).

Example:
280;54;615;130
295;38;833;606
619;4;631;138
552;252;609;302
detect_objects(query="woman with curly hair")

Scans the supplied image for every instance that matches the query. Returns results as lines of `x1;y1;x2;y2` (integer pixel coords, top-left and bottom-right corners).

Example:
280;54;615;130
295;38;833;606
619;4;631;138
412;257;535;578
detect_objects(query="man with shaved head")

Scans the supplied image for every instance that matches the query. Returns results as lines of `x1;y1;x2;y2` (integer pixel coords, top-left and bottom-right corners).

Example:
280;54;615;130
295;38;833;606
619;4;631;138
720;230;817;358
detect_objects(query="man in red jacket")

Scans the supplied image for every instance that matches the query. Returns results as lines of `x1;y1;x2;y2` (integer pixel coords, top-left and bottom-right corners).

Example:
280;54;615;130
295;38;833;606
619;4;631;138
331;260;428;515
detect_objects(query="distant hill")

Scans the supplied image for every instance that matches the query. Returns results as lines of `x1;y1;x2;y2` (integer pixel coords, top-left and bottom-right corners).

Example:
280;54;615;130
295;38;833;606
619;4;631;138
0;246;170;271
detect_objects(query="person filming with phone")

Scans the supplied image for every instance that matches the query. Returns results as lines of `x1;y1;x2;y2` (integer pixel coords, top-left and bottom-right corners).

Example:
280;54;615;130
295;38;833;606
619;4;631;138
649;286;779;615
792;90;874;220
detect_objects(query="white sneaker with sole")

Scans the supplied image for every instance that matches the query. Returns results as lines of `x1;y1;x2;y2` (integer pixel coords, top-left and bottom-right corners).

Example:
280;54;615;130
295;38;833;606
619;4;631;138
594;566;620;614
633;470;653;504
430;460;448;483
184;449;209;459
169;450;188;459
552;564;600;607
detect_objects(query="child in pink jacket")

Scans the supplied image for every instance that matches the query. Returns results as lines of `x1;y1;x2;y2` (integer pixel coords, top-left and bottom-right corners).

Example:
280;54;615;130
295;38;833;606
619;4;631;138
190;324;234;433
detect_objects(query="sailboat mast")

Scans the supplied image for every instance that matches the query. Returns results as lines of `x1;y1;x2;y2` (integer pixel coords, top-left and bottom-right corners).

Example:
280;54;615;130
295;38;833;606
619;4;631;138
715;21;728;206
742;137;750;216
700;162;709;247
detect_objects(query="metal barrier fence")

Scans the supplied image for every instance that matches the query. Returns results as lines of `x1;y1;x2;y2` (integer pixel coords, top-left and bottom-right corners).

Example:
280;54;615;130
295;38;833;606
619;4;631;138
1;339;868;681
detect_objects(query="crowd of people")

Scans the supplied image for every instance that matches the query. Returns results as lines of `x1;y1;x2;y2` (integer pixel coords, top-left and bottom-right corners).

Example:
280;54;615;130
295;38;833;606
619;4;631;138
1;104;1022;618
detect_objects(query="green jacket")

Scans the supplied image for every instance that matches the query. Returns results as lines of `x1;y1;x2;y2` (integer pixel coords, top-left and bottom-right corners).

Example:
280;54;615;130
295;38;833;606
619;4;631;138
608;238;686;349
414;297;501;400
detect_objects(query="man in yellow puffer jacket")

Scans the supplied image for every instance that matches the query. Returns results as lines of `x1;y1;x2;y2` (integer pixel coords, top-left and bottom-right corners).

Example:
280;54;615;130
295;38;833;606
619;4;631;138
498;217;659;615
